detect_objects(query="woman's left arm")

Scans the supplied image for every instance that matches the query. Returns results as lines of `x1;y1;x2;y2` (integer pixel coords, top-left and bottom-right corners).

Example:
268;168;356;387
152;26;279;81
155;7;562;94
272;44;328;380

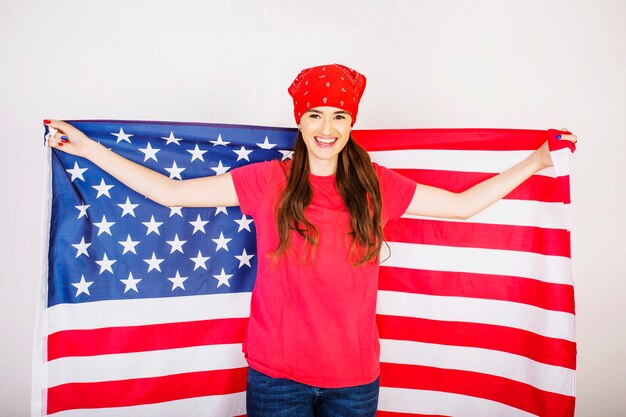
404;130;577;220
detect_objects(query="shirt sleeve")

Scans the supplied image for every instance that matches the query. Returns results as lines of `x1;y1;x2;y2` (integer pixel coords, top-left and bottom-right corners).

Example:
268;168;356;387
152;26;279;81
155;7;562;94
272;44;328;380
374;163;417;225
230;160;280;217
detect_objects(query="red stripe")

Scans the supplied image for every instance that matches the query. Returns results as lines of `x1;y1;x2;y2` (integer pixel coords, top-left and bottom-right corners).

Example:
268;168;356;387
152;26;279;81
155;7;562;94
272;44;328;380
377;412;449;417
394;169;571;203
354;128;572;152
48;318;248;361
385;218;571;257
377;315;576;369
380;363;575;417
47;367;248;414
379;266;575;313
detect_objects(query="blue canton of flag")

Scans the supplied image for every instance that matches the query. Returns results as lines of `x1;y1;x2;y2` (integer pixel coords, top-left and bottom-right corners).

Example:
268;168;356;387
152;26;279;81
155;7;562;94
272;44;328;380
48;121;296;306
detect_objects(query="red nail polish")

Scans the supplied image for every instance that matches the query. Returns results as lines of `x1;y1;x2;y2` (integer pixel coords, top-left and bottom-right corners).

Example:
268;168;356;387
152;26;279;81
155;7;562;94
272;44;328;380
58;143;64;147
44;119;51;125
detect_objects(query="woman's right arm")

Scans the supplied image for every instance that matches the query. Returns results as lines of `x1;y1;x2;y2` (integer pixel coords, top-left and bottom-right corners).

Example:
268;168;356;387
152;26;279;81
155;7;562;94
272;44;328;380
46;119;239;208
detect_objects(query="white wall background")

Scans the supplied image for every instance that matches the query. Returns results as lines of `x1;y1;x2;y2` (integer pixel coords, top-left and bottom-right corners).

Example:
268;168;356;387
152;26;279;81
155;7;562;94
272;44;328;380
1;0;624;416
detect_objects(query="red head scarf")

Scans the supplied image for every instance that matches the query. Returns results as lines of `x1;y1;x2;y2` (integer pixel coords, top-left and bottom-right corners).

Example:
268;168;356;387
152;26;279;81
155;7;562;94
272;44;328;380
288;64;366;126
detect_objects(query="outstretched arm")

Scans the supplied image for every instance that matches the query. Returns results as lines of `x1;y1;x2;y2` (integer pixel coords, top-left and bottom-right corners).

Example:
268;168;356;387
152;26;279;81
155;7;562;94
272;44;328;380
405;133;577;220
45;120;239;208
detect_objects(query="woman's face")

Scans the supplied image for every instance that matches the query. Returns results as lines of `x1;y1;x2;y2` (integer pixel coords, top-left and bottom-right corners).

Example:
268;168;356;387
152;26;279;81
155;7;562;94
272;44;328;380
297;106;353;175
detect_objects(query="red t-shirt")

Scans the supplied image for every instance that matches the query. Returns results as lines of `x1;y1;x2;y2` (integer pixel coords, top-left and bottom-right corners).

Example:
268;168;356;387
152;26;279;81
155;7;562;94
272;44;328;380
230;160;416;388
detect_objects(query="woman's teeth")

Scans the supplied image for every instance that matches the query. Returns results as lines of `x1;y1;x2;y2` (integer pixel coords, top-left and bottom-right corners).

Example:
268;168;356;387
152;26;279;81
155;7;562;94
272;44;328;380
315;137;337;144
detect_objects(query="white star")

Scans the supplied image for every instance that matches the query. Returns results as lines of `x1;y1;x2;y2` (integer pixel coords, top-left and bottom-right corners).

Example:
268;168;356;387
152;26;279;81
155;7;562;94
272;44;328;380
235;248;255;268
165;161;185;179
95;253;116;274
93;215;115;236
187;144;208;162
169;206;183;217
212;232;232;252
72;275;93;297
210;134;230;146
71;237;91;258
120;271;141;293
112;127;133;144
189;250;210;270
210;161;230;175
92;178;114;199
234;214;253;232
66;161;88;182
233;146;253;161
139;142;161;162
144;252;165;272
278;150;294;161
142;215;163;235
189;214;209;234
213;268;233;288
215;206;228;215
256;136;276;149
168;271;188;290
75;204;90;219
118;234;140;254
166;234;187;254
161;131;182;145
118;197;139;217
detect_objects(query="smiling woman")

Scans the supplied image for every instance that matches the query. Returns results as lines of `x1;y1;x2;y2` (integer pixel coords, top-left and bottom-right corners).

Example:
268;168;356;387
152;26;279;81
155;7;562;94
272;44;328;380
44;62;576;417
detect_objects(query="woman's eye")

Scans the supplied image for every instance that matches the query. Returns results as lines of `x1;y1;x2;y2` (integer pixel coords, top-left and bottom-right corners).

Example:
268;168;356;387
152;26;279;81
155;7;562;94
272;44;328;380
335;115;345;119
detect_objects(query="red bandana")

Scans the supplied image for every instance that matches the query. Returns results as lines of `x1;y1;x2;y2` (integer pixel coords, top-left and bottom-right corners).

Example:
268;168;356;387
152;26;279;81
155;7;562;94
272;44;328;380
288;64;366;126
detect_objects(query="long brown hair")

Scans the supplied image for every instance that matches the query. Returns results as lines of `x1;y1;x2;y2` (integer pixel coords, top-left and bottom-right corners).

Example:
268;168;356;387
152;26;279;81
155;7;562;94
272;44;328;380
272;132;384;265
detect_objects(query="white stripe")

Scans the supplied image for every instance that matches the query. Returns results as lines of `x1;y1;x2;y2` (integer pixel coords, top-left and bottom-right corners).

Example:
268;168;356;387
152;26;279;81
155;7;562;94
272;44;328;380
380;339;574;396
47;292;252;334
382;242;572;285
378;387;537;417
550;147;572;177
50;392;246;417
369;149;568;177
402;200;571;230
48;344;247;388
377;291;576;341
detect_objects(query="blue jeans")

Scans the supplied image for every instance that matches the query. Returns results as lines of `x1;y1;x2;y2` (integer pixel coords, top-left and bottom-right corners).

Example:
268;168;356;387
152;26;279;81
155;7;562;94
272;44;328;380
246;367;380;417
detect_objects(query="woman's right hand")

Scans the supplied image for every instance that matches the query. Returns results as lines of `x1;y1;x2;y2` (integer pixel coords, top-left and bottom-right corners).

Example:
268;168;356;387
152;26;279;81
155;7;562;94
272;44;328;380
45;119;95;158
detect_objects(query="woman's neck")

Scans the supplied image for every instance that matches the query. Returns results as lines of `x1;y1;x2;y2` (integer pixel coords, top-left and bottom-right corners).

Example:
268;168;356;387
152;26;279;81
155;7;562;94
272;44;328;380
308;157;338;176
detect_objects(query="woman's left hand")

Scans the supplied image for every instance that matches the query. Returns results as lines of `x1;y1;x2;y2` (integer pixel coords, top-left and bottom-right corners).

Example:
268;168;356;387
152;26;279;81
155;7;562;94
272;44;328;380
537;127;578;169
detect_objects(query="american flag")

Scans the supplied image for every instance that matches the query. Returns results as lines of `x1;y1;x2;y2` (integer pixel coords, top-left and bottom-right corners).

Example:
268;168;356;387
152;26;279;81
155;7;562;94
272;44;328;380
34;121;575;417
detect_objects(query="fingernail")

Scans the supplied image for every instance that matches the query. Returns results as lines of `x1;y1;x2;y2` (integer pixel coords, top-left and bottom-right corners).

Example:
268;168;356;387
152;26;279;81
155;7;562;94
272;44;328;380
44;119;51;125
58;143;64;147
61;135;67;140
556;135;562;139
